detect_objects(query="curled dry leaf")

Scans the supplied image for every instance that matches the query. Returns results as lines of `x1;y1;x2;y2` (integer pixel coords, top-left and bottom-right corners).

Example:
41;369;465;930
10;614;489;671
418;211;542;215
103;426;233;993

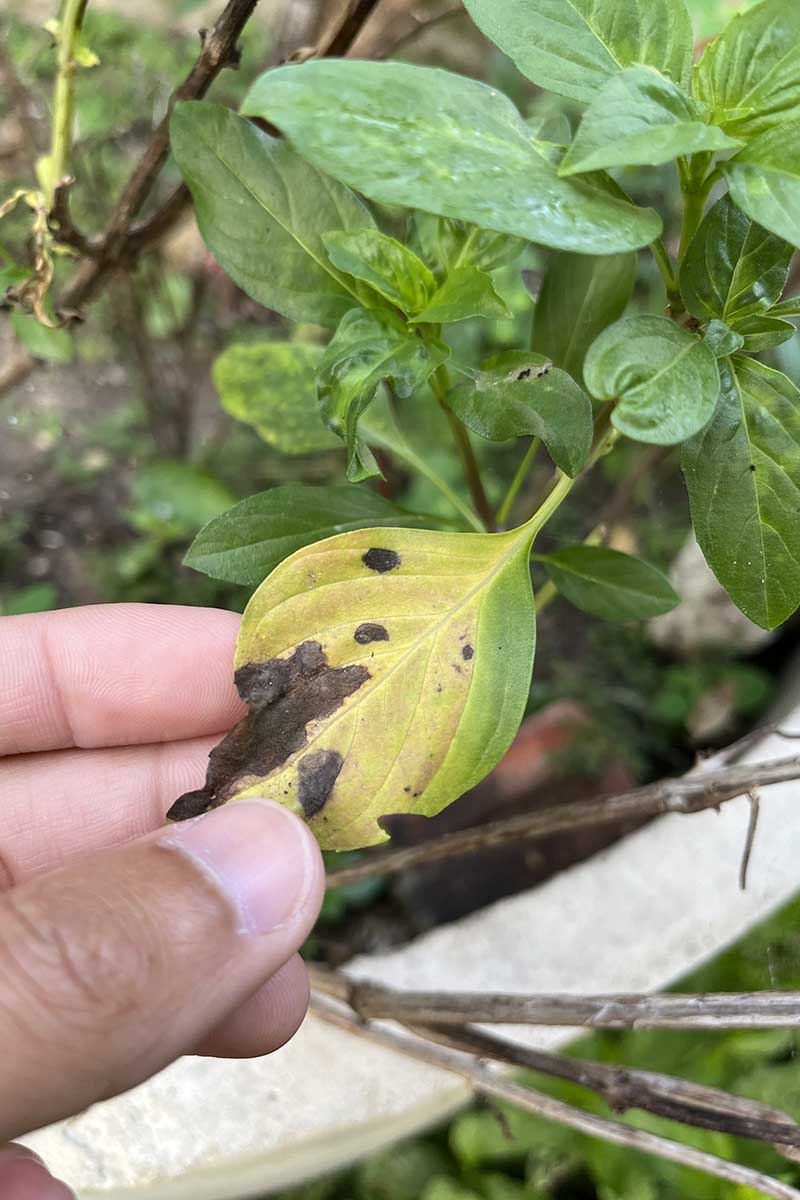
169;522;543;849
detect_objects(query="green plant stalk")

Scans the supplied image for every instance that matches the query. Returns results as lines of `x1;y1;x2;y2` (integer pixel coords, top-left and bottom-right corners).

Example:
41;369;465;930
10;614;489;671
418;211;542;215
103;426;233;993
431;363;495;530
496;436;540;529
391;440;486;533
649;237;679;302
677;156;717;264
47;0;89;207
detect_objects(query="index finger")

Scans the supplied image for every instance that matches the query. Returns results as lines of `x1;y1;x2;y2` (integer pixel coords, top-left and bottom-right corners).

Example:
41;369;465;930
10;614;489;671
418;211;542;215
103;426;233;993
0;603;245;755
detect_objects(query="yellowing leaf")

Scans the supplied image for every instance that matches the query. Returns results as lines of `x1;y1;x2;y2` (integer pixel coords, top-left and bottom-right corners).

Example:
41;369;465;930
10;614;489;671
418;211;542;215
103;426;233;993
168;517;551;849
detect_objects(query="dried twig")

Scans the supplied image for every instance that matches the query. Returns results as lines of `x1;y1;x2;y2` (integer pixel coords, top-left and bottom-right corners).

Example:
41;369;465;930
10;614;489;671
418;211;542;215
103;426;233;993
310;992;800;1200
379;2;464;58
327;752;800;888
319;975;800;1031
739;791;761;891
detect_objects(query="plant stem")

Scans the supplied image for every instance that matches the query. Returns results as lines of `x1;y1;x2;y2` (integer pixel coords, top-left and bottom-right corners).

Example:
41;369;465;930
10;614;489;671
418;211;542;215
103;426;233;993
649;237;679;300
677;156;717;263
496;436;540;528
431;364;495;530
47;0;89;207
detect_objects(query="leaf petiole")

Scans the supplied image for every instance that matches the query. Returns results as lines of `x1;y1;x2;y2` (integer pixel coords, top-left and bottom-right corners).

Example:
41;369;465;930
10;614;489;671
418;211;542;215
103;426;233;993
496;436;541;529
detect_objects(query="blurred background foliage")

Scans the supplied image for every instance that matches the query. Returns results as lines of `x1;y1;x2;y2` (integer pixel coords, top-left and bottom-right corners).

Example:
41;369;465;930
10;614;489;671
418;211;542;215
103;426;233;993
1;0;798;1196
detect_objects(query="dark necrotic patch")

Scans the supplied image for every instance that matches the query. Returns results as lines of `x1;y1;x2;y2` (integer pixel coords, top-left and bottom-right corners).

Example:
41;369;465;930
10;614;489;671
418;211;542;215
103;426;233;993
362;547;401;573
298;749;344;818
462;644;474;661
354;622;389;644
167;640;368;821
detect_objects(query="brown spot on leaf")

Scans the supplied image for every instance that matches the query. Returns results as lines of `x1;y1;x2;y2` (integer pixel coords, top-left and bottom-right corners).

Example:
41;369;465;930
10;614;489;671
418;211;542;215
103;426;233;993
167;641;368;821
362;547;401;573
354;622;389;644
462;644;474;661
298;749;343;818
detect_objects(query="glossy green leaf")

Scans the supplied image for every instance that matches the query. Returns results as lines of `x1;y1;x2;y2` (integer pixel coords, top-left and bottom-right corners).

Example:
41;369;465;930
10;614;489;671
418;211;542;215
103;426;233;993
559;67;740;177
584;316;720;444
538;544;679;621
408;214;525;276
447;357;593;476
682;357;800;630
723;119;800;248
319;308;449;482
322;230;435;315
170;522;542;849
463;0;692;104
736;313;796;351
241;61;661;255
170;101;373;327
694;0;800;136
703;319;745;358
771;295;800;318
679;194;794;325
184;485;424;586
212;340;338;455
532;250;636;383
10;311;74;363
412;267;510;325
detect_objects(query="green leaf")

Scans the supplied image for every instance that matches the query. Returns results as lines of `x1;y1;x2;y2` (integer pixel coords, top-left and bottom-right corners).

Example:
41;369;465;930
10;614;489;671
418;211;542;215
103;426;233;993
679;194;794;325
694;0;800;136
408;214;525;275
2;583;58;616
322;229;436;315
10;311;74;363
184;484;424;585
412;266;510;324
584;316;720;444
737;313;796;351
723;119;800;248
703;319;745;358
170;101;374;327
682;357;800;630
169;522;542;850
447;357;593;476
131;462;236;539
538;544;679;621
241;61;662;255
532;250;636;383
559;67;740;177
463;0;693;104
771;295;800;318
212;340;338;455
319;308;449;481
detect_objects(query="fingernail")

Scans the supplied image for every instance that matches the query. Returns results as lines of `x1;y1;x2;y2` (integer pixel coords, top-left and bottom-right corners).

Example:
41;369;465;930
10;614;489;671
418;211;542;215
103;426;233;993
161;800;317;935
0;1146;76;1198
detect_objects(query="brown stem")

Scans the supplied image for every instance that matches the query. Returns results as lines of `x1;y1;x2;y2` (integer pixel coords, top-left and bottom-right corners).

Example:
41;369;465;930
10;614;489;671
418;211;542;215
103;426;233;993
326;750;800;888
309;992;800;1200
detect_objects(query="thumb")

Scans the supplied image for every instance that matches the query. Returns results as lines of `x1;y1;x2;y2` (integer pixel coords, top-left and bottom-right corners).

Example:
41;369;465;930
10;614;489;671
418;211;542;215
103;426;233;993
0;800;323;1144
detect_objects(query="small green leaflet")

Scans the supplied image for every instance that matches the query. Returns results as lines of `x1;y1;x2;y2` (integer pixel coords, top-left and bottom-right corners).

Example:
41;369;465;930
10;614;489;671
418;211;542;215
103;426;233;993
682;358;800;631
213;341;338;455
241;61;661;255
170;102;374;327
694;0;800;136
319;308;449;482
703;320;745;358
536;544;679;622
736;314;796;352
724;119;800;248
412;267;510;324
559;67;740;176
532;250;636;383
584;316;720;445
322;230;436;315
184;484;426;586
679;194;794;325
171;521;543;850
447;357;593;477
463;0;693;104
408;214;525;276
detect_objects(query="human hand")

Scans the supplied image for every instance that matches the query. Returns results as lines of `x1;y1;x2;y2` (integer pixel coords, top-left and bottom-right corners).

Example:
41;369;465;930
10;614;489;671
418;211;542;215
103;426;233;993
0;604;325;1198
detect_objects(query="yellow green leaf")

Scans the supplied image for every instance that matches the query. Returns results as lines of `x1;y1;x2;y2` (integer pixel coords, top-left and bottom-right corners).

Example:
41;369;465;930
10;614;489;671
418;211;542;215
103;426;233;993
168;513;557;849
